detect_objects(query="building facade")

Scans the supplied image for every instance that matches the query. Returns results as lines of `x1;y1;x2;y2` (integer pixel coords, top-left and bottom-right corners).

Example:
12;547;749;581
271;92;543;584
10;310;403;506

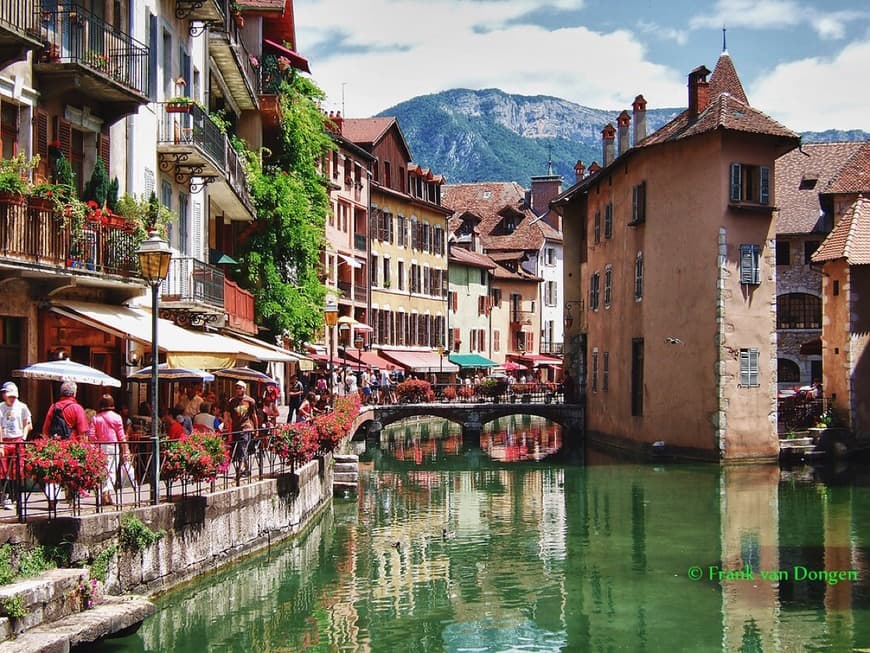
553;52;799;461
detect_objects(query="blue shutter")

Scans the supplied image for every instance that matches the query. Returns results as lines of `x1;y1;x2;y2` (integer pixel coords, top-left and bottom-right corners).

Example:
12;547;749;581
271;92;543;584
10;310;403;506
740;244;760;285
759;166;770;205
739;348;760;387
730;163;742;202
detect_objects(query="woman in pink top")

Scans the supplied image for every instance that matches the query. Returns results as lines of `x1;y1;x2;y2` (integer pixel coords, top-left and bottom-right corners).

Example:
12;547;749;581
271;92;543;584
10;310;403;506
92;394;127;505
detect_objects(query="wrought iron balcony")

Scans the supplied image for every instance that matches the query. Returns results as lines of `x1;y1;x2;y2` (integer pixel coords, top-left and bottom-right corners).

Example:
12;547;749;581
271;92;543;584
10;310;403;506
208;3;258;110
510;309;535;324
540;341;564;355
0;0;43;67
34;3;149;122
156;102;255;220
0;197;139;279
161;256;224;310
174;0;224;21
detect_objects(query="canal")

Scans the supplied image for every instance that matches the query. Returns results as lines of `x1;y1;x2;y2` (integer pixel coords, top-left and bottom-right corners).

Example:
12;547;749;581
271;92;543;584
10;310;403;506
100;417;870;652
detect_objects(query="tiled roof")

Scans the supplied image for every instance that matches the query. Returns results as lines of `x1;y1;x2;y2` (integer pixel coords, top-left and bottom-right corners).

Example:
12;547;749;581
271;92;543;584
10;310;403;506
775;142;866;235
341;117;396;146
708;52;749;105
826;142;870;194
442;182;526;214
448;246;497;269
535;215;563;242
812;196;870;265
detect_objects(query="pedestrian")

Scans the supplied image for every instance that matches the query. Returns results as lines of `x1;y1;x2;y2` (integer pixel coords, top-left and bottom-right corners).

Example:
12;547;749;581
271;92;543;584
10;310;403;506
0;382;31;510
164;406;187;440
193;402;216;431
91;395;127;506
174;404;193;435
42;381;89;439
184;385;204;418
224;380;258;477
286;374;304;423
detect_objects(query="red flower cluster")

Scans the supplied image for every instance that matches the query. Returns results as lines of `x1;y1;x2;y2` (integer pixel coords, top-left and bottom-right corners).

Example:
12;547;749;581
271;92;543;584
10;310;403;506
396;379;435;403
24;437;108;496
162;431;229;484
270;395;360;467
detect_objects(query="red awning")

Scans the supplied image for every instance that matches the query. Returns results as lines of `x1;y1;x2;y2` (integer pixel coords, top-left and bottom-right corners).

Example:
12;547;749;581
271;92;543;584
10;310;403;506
264;38;311;73
512;354;563;367
379;349;459;374
357;350;398;370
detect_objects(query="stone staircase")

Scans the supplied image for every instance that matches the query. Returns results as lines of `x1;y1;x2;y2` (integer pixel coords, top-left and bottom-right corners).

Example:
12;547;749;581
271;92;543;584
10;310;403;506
0;568;153;652
779;436;824;463
333;455;359;497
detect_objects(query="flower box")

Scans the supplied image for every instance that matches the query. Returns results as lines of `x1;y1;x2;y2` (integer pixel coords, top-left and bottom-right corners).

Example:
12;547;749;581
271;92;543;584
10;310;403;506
166;102;192;114
0;191;25;207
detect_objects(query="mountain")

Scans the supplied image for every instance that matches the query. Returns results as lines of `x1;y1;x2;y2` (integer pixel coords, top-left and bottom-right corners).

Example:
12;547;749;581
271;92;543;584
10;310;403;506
376;89;870;185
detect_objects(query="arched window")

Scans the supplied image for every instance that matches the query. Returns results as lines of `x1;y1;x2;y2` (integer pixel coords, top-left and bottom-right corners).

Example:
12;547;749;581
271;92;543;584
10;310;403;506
777;358;801;383
777;293;821;329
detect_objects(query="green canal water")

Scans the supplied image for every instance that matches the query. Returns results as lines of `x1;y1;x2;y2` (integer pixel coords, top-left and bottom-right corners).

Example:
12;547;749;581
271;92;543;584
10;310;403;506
98;417;870;652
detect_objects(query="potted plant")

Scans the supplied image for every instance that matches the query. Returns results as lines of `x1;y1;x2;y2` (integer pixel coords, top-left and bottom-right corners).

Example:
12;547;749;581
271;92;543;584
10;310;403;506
0;153;38;205
442;385;457;402
230;2;244;27
162;431;229;486
165;96;195;113
23;437;108;505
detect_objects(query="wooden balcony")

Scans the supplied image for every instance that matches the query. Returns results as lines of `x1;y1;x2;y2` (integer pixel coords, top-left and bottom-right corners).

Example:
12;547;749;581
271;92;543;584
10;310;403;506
208;3;258;111
156;102;255;221
0;196;139;281
224;278;256;334
0;0;43;68
33;4;149;123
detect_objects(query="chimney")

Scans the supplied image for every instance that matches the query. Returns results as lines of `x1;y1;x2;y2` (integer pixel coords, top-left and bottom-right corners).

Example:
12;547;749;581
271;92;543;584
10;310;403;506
333;110;344;134
588;161;601;175
530;175;563;216
632;95;647;144
574;160;585;183
687;65;711;118
617;110;631;156
602;123;616;167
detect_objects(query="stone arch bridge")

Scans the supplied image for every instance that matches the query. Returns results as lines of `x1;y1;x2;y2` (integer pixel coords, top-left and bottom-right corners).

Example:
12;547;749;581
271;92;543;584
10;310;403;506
349;401;585;447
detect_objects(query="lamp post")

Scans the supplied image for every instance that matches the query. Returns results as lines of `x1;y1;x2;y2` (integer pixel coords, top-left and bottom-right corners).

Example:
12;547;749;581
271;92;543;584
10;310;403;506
437;345;444;378
354;334;364;375
325;299;338;399
137;229;172;506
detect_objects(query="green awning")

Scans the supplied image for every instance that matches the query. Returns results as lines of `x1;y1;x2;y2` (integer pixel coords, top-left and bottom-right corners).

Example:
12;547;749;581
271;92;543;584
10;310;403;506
449;353;498;368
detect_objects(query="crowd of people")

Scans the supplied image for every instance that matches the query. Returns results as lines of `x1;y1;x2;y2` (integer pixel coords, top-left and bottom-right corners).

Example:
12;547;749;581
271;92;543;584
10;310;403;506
286;365;406;422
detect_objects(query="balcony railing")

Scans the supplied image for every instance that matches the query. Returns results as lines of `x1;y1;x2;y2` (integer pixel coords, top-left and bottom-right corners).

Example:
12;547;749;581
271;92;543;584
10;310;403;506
36;3;149;99
510;310;535;324
540;341;564;355
0;198;138;278
0;0;42;61
225;278;255;334
161;257;224;308
337;280;369;302
156;102;254;217
258;53;283;95
209;2;258;109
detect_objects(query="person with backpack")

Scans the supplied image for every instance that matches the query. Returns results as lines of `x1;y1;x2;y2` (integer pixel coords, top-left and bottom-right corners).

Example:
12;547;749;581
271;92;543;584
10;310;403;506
41;381;89;440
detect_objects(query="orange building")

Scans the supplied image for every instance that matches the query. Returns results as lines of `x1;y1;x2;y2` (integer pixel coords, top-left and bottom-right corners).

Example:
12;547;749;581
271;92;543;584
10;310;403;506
552;52;799;461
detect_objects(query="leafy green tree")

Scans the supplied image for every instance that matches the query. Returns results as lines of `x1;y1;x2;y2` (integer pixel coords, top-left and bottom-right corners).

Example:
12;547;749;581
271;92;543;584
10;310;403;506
238;72;333;345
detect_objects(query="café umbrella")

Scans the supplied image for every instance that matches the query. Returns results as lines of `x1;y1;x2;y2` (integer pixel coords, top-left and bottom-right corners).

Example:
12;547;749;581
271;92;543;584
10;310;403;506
12;360;122;387
212;367;276;385
128;364;215;383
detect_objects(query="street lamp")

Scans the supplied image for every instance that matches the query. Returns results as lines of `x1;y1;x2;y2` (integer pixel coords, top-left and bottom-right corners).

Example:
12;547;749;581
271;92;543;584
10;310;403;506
354;334;364;375
137;229;171;506
437;345;445;378
325;299;338;399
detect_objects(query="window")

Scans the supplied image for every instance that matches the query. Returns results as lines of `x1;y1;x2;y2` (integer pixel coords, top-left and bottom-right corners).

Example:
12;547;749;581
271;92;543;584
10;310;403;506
634;252;643;300
730;163;770;205
604;265;613;308
739;244;761;285
631;339;644;415
590;272;600;310
804;240;820;264
593;210;601;244
0;103;19;159
397;216;407;247
384;161;391;188
177;192;189;255
833;280;839;296
591;350;599;392
370;255;378;285
545;247;556;266
739;348;760;387
777;358;800;383
776;241;790;266
603;352;609;392
493;330;500;352
545;281;557;306
397;261;405;291
776;293;821;329
631;181;646;224
480;268;487;285
604;203;613;240
332;151;339;179
383;258;390;287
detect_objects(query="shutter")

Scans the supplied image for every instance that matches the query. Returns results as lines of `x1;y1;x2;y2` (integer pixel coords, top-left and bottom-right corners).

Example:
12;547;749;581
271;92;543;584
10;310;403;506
485;296;491;312
479;329;486;351
33;109;49;161
739;348;760;387
639;181;646;221
99;127;111;173
453;327;460;346
452;291;458;312
528;332;534;351
749;349;759;387
632;185;638;222
759;166;770;205
192;201;203;260
148;12;158;100
58;118;72;160
730;163;742;202
740;245;760;285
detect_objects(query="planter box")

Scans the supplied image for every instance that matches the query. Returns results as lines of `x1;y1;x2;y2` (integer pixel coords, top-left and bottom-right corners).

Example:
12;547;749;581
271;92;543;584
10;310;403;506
166;104;192;114
27;196;55;211
0;192;26;207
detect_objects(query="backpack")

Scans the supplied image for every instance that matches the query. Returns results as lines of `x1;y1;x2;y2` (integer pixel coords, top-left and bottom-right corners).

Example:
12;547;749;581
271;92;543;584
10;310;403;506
48;405;72;440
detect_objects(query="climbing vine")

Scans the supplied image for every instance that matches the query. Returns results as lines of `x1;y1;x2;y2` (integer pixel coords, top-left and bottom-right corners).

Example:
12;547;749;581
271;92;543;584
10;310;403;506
236;72;333;344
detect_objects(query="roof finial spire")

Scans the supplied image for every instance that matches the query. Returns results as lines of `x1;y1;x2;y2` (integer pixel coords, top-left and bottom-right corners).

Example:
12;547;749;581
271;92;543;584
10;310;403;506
546;142;554;176
722;25;727;53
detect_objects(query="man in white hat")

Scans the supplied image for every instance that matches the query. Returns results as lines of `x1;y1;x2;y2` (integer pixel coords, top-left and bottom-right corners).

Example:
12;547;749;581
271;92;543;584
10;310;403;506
224;380;258;478
0;382;31;509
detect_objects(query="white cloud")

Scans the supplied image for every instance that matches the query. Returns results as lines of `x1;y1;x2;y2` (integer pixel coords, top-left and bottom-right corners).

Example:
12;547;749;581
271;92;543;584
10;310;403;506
295;0;685;118
749;39;870;131
690;0;866;41
637;20;689;45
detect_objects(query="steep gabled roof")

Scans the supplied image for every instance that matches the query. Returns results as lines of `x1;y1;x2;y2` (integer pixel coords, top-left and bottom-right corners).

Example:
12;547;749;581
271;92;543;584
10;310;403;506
340;117;395;146
775;142;866;235
825;142;870;194
708;52;749;104
442;182;526;214
449;246;497;270
812;196;870;265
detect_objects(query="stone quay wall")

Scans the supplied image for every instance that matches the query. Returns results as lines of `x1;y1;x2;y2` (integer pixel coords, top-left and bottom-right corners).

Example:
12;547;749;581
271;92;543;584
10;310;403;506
12;456;334;597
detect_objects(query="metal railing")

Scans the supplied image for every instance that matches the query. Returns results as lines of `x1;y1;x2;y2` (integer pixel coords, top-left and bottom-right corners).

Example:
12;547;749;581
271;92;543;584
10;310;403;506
225;140;256;217
0;0;41;37
348;381;566;407
258;53;284;95
0;198;138;277
36;3;149;97
540;342;564;355
510;309;534;323
161;256;225;308
212;1;258;102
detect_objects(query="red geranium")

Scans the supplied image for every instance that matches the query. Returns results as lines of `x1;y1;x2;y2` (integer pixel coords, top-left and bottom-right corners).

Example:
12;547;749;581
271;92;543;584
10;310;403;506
161;431;228;484
24;437;108;496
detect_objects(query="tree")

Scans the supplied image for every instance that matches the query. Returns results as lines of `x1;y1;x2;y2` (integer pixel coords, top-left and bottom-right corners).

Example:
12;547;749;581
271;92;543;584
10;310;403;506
237;72;333;345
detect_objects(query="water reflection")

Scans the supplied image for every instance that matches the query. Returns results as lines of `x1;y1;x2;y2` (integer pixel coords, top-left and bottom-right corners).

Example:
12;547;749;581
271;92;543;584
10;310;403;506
101;428;870;652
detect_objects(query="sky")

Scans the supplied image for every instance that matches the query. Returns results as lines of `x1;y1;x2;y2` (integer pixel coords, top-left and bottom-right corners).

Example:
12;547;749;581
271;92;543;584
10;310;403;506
293;0;870;133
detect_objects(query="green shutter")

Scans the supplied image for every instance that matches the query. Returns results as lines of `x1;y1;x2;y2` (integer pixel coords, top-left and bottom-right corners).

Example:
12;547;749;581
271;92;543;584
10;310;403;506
759;166;770;205
730;163;742;202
